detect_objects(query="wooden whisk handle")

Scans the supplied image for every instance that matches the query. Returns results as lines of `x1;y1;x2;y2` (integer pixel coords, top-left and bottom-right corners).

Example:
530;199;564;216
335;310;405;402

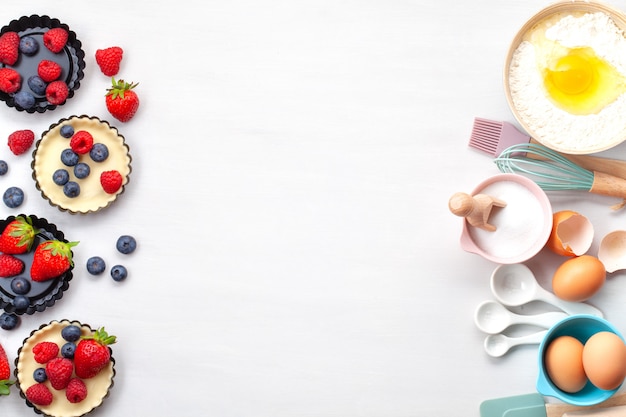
590;171;626;200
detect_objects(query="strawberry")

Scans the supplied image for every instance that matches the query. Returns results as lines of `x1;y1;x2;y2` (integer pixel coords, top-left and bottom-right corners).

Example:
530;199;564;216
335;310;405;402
0;216;37;254
30;240;78;282
46;357;73;390
70;131;94;154
74;327;116;379
0;68;21;93
105;78;139;122
0;342;14;396
43;27;68;53
100;170;123;194
7;129;35;155
0;32;19;65
37;59;62;82
25;383;52;405
0;254;24;277
45;80;69;105
65;378;87;403
95;46;123;76
32;341;59;364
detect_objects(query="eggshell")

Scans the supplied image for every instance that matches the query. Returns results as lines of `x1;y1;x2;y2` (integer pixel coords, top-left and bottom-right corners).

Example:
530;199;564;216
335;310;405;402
546;210;593;257
552;255;606;302
598;230;626;273
583;331;626;391
545;335;588;393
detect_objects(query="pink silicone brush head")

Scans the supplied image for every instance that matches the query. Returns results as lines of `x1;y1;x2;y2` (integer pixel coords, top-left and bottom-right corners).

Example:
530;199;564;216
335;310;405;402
469;117;531;156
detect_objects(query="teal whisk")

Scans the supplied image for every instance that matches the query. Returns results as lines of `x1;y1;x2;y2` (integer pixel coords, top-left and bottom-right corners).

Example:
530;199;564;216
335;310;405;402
494;143;626;209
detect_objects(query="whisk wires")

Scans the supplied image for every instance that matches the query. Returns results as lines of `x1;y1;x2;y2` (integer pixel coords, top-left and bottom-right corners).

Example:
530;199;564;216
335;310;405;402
494;143;595;191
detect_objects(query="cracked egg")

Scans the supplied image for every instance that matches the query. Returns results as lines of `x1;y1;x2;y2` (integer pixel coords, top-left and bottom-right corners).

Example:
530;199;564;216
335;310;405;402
598;231;626;273
546;210;594;257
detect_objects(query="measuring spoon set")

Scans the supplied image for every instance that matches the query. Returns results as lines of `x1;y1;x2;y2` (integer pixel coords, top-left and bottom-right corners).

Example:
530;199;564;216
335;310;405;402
474;263;603;357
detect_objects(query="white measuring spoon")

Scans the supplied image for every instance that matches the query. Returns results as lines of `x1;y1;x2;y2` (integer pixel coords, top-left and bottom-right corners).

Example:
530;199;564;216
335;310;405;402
474;300;568;334
490;263;603;317
484;330;547;357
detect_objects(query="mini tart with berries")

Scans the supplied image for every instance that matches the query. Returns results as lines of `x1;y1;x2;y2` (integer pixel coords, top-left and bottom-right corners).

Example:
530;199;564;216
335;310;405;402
32;115;132;214
0;15;85;113
15;320;115;417
0;215;75;315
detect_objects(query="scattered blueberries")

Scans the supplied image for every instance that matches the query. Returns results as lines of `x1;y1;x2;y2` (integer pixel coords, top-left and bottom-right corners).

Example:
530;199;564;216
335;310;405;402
19;36;39;55
0;160;7;176
60;124;74;138
33;367;47;383
60;148;79;166
86;256;106;275
10;277;31;295
110;265;128;282
0;312;19;330
74;162;90;179
61;342;76;359
13;295;29;312
89;143;109;162
53;168;70;185
63;181;80;198
61;324;82;342
14;91;36;109
3;186;24;208
116;235;137;254
27;75;47;96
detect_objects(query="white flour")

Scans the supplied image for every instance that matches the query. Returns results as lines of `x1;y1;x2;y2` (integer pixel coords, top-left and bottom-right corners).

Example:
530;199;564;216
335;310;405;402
508;12;626;152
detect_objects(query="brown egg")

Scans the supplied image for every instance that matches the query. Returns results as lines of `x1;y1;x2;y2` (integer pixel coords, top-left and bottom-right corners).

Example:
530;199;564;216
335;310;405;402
545;335;588;393
583;332;626;390
552;255;606;302
546;210;593;257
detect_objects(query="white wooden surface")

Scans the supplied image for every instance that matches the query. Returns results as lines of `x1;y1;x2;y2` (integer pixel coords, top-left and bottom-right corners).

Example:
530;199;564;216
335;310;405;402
1;0;626;415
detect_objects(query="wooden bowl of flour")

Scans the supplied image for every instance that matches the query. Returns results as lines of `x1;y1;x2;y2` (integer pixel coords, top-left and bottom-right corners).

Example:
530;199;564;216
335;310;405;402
504;1;626;154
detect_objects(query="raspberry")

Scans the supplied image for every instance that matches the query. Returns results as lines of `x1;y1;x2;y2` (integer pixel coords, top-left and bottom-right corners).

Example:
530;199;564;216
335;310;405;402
100;170;123;194
70;131;94;154
95;46;123;76
43;27;68;53
25;383;53;406
7;129;35;155
0;253;24;277
45;81;69;105
32;341;59;364
46;357;73;390
66;378;88;403
0;32;19;65
38;60;62;82
0;68;21;93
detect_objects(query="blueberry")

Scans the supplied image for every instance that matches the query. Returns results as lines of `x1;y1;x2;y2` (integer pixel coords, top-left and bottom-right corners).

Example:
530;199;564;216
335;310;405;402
110;265;128;282
89;143;109;162
14;91;35;109
60;125;74;138
53;168;70;185
3;186;24;208
61;324;82;342
10;277;30;294
63;181;80;198
19;36;39;55
73;162;90;179
61;342;76;358
116;235;137;254
0;312;19;330
27;75;47;96
0;160;7;176
33;367;47;382
60;148;79;166
86;256;106;275
13;295;29;312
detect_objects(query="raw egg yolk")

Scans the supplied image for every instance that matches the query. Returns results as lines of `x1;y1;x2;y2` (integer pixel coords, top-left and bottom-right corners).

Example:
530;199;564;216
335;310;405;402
543;47;626;115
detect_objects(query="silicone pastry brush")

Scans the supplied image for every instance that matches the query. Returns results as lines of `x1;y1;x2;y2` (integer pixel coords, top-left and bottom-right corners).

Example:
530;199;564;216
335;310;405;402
469;117;626;179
